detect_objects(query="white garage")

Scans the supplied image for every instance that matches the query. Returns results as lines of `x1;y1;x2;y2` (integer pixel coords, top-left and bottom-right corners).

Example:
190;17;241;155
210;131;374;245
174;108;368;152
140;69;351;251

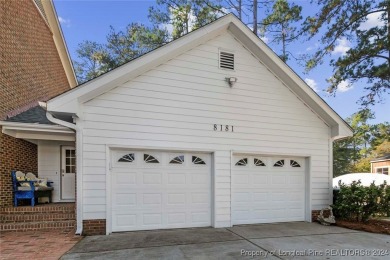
45;14;353;235
111;150;212;232
232;155;306;225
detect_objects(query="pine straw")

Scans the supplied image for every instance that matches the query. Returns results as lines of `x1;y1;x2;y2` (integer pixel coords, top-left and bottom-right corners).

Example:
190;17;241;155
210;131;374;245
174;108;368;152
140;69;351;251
336;219;390;235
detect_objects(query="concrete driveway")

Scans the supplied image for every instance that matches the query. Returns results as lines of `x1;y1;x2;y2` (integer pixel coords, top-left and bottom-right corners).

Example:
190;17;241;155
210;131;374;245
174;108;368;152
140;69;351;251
62;222;390;259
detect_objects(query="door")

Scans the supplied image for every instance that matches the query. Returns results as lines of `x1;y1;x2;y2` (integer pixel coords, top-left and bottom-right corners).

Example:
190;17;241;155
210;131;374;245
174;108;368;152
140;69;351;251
232;155;305;225
61;146;76;200
111;150;212;232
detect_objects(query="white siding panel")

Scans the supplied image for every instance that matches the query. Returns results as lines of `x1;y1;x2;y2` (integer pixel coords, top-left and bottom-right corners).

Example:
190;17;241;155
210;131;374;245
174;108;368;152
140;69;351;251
81;32;331;226
38;141;75;202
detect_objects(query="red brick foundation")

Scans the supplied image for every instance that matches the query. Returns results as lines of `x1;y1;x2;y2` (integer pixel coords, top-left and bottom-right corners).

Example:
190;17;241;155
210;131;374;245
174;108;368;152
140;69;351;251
312;210;321;222
83;219;106;236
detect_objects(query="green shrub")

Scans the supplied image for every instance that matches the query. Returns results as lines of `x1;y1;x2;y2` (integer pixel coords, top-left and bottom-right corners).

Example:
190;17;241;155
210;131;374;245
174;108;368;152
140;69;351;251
332;180;389;222
378;183;390;217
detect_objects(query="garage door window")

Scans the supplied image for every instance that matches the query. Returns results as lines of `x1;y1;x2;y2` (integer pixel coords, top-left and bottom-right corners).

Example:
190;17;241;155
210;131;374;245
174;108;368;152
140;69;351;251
290;160;301;167
144;154;159;163
169;155;184;164
235;158;248;166
273;159;284;167
254;158;266;166
118;153;135;162
192;156;206;165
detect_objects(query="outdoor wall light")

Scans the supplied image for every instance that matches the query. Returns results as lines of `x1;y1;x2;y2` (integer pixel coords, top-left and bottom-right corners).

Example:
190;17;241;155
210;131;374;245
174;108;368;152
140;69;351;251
225;77;237;87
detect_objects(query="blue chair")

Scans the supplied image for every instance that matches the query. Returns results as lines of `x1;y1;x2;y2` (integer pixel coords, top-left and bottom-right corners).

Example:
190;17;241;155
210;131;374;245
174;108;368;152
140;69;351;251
11;170;35;207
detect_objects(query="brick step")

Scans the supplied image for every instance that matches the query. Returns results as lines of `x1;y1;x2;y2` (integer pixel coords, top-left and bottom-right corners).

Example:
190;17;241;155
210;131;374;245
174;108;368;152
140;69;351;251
0;220;76;232
0;203;75;214
0;213;76;223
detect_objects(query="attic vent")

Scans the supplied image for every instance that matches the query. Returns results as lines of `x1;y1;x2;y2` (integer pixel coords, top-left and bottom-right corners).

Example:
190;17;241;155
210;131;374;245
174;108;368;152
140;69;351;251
219;51;234;70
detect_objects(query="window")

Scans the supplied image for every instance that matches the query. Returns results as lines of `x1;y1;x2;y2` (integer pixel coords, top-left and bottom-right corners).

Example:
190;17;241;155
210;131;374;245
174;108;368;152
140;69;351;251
65;149;76;173
118;153;135;162
235;158;248;166
169;155;184;164
219;51;234;70
376;167;389;175
254;158;266;166
273;159;284;167
192;156;206;165
290;160;301;168
144;154;159;163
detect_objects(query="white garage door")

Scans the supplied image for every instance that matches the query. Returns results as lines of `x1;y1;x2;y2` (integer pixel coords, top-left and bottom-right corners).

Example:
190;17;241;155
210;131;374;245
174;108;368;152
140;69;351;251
232;155;305;225
111;150;211;232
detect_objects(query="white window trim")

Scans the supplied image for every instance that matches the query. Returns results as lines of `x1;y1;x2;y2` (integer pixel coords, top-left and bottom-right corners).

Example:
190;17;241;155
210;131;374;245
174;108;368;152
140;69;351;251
375;166;389;175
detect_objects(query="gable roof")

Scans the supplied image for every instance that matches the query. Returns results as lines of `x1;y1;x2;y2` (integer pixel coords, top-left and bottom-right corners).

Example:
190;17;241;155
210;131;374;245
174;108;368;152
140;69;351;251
46;14;352;139
371;154;390;163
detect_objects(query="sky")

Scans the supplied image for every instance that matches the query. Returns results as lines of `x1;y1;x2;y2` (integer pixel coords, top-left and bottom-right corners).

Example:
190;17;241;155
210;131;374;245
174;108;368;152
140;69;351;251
54;0;389;124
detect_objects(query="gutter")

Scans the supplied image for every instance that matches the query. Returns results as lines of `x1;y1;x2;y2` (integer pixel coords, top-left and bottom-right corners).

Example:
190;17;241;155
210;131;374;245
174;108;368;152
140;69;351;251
46;112;76;130
40;102;83;235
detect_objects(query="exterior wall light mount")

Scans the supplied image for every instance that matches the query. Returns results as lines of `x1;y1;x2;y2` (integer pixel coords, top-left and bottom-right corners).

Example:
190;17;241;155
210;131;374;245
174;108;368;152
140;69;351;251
225;77;237;87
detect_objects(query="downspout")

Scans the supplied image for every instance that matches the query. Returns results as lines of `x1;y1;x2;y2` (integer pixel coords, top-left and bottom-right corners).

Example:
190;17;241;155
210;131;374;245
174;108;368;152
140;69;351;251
40;102;83;235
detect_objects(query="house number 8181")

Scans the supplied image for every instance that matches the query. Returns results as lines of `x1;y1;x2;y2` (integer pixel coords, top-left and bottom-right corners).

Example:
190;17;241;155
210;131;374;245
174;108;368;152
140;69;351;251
214;124;234;132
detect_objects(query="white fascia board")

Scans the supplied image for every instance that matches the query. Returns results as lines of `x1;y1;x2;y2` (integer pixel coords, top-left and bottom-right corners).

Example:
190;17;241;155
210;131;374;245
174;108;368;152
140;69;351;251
227;22;353;138
0;121;74;133
47;15;233;114
10;130;75;142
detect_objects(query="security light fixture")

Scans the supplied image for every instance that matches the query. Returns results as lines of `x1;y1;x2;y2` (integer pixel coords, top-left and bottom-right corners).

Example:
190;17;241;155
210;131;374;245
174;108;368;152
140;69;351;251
225;77;237;87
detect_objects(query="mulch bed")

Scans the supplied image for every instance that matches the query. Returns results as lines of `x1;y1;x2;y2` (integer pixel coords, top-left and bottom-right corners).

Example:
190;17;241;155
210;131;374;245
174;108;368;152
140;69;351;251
335;219;390;235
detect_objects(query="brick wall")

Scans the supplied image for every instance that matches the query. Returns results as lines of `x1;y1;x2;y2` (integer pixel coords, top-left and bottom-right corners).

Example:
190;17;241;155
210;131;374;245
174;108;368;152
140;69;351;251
0;130;38;207
0;0;70;119
0;1;72;208
82;220;106;236
311;210;320;222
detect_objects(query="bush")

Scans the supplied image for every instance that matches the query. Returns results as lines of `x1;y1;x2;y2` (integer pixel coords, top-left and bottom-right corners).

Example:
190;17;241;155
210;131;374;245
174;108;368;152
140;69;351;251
332;180;389;222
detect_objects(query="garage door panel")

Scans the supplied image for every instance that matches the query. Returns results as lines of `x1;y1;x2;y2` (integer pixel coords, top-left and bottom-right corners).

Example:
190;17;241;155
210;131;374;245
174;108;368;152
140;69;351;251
111;151;211;232
253;209;272;219
233;155;305;225
167;193;186;205
191;211;210;223
167;213;186;224
143;214;162;225
253;192;268;201
272;175;286;185
114;193;137;206
115;213;137;228
253;175;268;184
142;193;162;205
233;174;250;184
167;173;186;184
142;172;162;184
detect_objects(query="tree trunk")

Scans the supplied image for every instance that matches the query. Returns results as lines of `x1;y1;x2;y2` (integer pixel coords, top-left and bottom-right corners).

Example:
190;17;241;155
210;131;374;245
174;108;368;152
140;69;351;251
238;0;242;20
387;1;390;68
282;25;286;62
253;0;258;35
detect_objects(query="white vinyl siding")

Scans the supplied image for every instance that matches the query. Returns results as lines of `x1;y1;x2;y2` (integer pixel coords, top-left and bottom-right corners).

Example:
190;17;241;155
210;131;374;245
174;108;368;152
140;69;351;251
80;32;331;226
37;140;75;202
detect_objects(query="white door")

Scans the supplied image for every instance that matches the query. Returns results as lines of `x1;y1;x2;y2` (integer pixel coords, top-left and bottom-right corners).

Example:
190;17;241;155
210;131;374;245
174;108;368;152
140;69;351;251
232;155;305;225
111;150;212;232
61;146;76;200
